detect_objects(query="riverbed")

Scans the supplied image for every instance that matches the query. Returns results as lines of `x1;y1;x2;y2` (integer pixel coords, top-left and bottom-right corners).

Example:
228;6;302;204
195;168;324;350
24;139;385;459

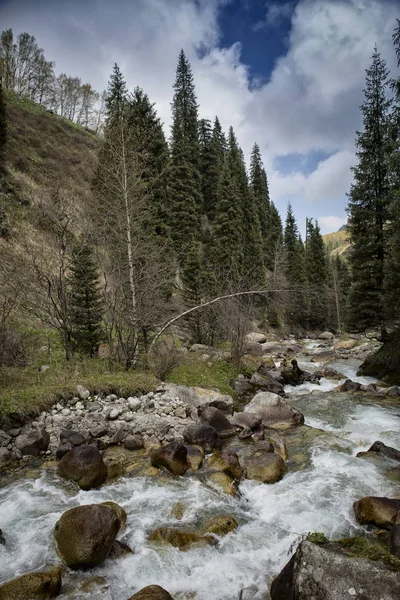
0;357;399;599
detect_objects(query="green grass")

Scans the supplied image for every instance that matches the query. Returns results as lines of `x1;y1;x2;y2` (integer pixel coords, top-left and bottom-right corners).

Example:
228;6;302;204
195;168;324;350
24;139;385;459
166;357;240;396
0;357;159;427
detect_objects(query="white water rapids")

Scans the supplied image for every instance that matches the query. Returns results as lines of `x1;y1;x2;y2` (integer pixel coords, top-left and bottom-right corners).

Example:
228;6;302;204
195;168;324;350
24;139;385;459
0;359;399;599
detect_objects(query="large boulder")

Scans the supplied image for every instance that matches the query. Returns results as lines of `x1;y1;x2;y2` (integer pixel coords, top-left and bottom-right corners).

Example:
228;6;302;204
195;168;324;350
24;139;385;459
150;441;188;476
339;379;361;392
353;496;400;530
0;567;62;599
311;350;336;363
54;504;120;569
230;411;262;438
58;445;107;490
163;384;233;415
206;450;243;481
198;406;235;437
183;425;222;451
242;451;287;484
245;332;267;344
270;540;400;600
318;331;334;340
128;586;173;600
15;426;49;456
244;392;304;429
250;371;285;395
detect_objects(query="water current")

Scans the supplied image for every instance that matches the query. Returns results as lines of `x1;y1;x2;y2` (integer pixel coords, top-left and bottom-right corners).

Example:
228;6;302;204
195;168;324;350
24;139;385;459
0;350;399;599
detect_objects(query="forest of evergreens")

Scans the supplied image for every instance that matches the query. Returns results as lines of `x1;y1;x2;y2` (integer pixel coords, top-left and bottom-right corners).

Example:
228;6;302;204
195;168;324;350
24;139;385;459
0;20;399;373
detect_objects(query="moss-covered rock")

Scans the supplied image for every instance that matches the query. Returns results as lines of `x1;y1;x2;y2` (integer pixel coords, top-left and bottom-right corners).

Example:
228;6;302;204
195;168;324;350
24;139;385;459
128;585;173;600
207;471;238;496
242;450;287;484
0;567;62;599
149;514;237;550
206;450;243;481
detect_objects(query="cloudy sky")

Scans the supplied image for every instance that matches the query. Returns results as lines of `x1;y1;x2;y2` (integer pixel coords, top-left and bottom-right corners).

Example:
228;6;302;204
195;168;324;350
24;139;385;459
0;0;398;234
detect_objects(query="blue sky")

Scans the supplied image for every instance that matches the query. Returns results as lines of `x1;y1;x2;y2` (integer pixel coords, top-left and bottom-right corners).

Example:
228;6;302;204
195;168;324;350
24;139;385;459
0;0;398;234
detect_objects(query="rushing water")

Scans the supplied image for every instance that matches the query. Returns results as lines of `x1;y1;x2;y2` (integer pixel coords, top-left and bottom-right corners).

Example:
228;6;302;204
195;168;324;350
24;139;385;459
0;361;400;599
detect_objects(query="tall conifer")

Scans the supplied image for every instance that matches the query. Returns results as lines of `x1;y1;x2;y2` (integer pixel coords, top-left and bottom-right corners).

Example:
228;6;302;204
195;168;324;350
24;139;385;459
347;47;391;333
105;63;127;123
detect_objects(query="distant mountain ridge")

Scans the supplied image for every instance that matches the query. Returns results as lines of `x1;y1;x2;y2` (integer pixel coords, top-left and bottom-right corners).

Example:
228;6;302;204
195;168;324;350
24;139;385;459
322;225;351;257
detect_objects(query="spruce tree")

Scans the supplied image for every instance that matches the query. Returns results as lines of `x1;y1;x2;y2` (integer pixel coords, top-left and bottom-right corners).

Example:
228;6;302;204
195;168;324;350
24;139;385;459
305;219;328;329
347;47;391;333
127;87;170;237
250;143;270;243
265;201;283;270
284;203;306;327
105;63;127;123
70;244;103;356
169;50;202;262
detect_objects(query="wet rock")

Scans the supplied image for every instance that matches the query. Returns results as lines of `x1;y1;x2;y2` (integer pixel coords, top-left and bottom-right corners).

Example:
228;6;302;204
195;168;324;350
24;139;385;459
338;379;361;392
335;339;357;349
58;445;107;490
128;585;173;600
244;392;304;429
389;511;400;557
54;504;120;569
242;450;287;484
0;447;12;468
183;425;222;451
198;406;235;436
386;386;400;398
270;540;400;600
77;384;90;400
124;434;144;450
0;566;62;599
368;440;400;462
353;496;400;530
269;434;288;460
15;426;50;456
311;350;336;363
207;471;238;496
100;501;127;531
150;441;188;476
108;539;133;558
206;450;243;480
170;502;187;520
149;514;237;550
184;444;204;471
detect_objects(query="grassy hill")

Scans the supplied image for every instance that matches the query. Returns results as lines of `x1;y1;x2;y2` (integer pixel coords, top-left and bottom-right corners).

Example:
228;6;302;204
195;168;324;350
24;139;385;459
322;227;351;257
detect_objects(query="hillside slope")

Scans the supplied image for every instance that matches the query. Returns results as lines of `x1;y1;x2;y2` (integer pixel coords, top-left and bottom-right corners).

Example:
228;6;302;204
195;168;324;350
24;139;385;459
322;227;351;257
1;90;100;236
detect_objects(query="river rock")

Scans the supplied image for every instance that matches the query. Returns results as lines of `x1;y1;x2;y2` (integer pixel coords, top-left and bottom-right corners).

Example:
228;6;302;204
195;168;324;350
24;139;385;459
128;585;173;600
90;424;109;438
0;430;11;447
124;434;144;450
244;392;304;429
335;339;357;350
163;384;233;415
108;539;133;558
260;341;288;354
311;350;336;363
367;440;400;462
204;514;238;535
206;450;243;480
0;447;11;468
339;379;361;392
77;384;90;400
353;496;400;530
100;501;127;531
250;371;284;395
242;450;287;484
184;444;204;470
271;539;400;600
15;426;50;456
198;406;235;436
60;428;86;446
207;471;238;496
246;332;267;344
58;445;107;490
149;514;237;550
234;374;253;396
150;441;188;476
184;425;222;451
54;504;120;569
0;567;62;599
318;331;334;340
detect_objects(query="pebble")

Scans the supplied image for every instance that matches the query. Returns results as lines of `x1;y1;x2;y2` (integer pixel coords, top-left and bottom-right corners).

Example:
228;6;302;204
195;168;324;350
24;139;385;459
61;408;71;416
108;408;121;420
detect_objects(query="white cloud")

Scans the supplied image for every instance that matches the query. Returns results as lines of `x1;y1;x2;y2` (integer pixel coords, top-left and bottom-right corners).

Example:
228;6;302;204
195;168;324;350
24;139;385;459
318;216;347;234
254;1;295;30
0;0;398;225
